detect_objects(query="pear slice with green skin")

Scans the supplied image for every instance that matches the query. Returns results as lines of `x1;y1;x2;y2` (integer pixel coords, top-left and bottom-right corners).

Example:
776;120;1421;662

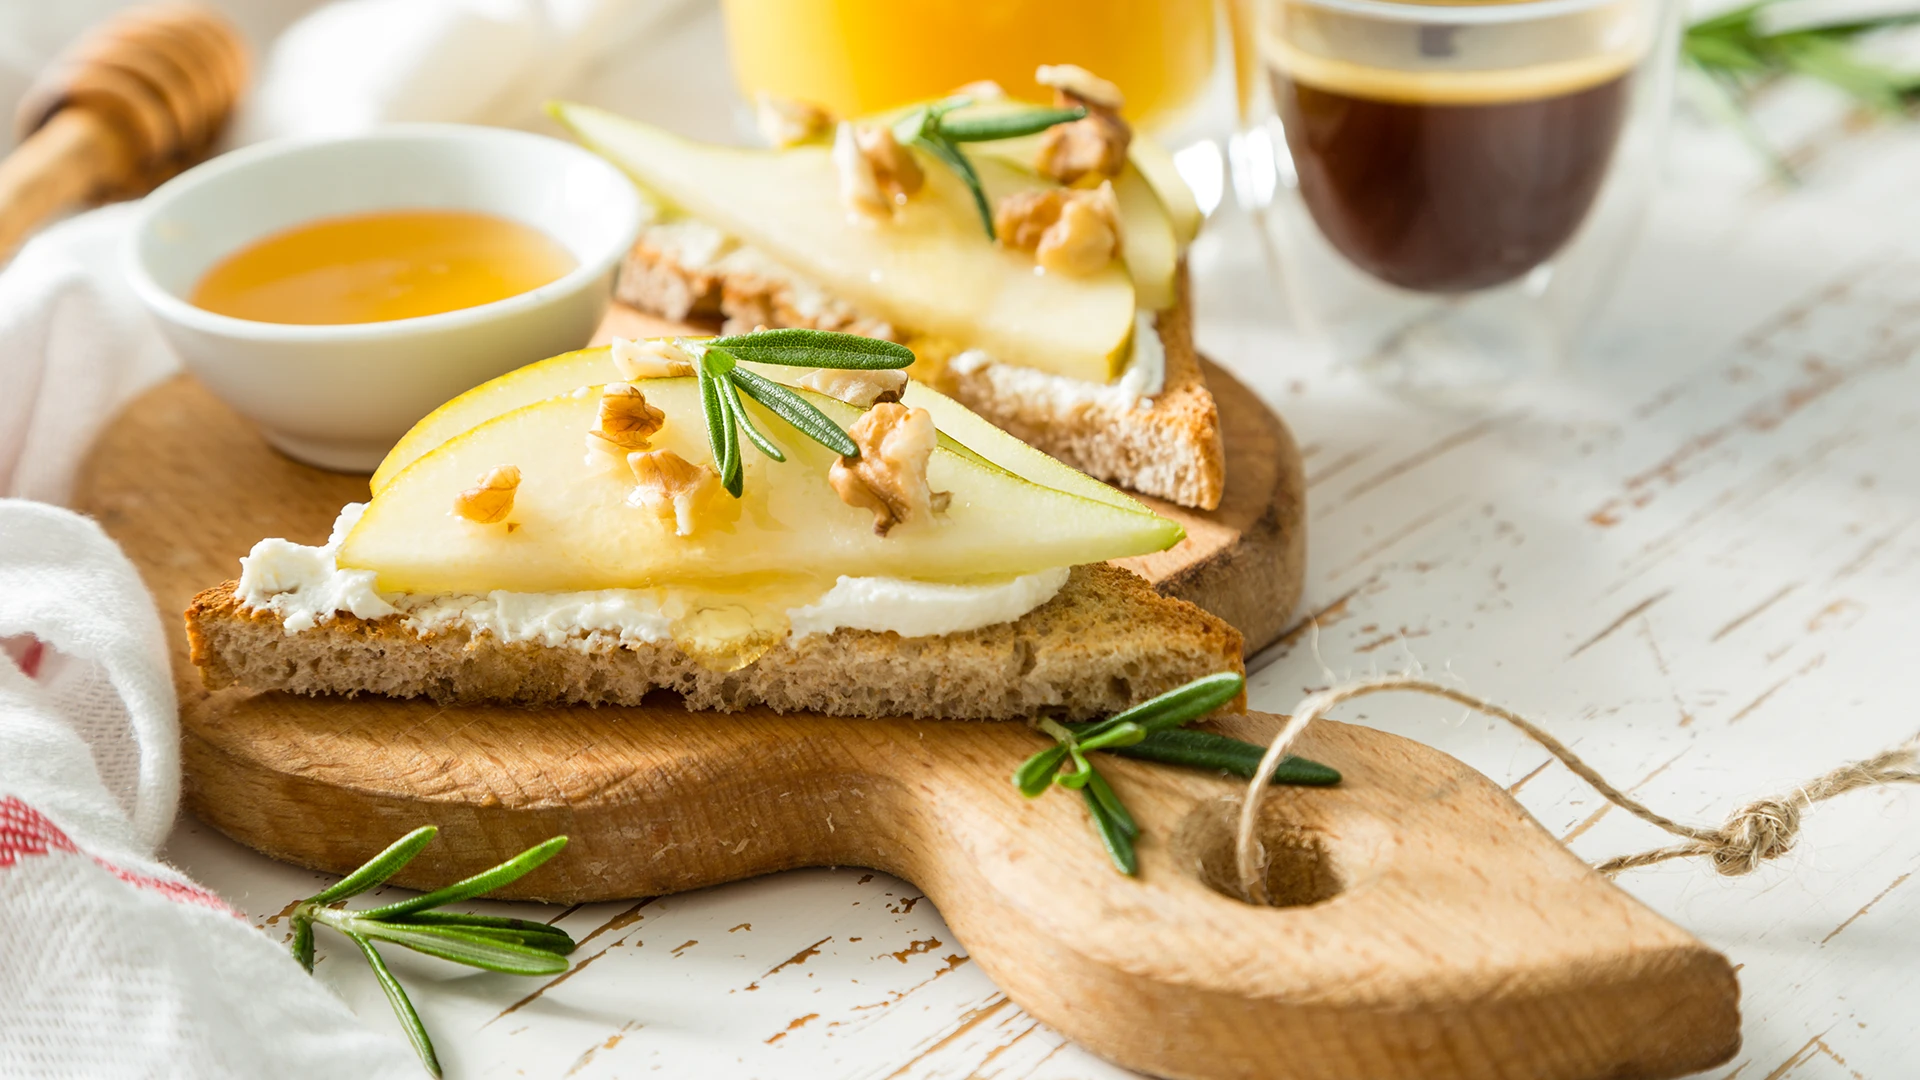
873;97;1202;246
552;103;1136;384
372;346;1154;518
1126;133;1204;247
372;346;606;492
344;378;1183;595
903;99;1184;309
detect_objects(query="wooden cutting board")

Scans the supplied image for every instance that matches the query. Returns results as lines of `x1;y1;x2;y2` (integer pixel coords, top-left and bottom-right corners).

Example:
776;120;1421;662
71;319;1739;1080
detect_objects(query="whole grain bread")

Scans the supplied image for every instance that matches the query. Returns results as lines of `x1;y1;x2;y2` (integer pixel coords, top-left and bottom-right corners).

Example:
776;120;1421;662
186;564;1244;721
618;234;1226;510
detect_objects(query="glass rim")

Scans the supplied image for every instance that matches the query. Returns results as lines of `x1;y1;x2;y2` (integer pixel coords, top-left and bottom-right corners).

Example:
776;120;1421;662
1276;0;1630;27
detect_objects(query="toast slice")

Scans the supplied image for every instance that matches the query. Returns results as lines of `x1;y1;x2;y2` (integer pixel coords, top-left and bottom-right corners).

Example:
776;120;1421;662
186;564;1244;720
619;231;1226;510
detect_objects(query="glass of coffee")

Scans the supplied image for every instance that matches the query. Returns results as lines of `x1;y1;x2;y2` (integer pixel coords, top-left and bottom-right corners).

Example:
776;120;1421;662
1241;0;1681;400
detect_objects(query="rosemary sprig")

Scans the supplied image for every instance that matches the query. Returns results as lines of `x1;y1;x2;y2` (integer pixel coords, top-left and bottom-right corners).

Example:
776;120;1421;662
1014;673;1342;875
674;328;912;499
890;96;1088;238
1684;1;1920;177
290;827;574;1077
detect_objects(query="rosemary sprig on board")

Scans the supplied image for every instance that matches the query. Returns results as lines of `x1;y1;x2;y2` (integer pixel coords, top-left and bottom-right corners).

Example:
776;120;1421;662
890;96;1086;238
290;827;573;1076
678;328;916;499
1014;673;1342;875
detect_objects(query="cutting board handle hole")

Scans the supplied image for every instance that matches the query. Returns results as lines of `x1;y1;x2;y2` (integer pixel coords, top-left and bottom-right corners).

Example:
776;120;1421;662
1176;798;1345;908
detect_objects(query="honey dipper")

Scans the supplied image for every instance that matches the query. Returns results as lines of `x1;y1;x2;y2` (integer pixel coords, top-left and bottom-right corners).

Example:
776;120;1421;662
0;2;249;260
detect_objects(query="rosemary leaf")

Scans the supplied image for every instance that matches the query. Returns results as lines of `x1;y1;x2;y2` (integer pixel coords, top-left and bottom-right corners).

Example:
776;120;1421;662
727;367;860;457
398;913;577;953
356;836;568;921
1066;672;1244;746
1106;728;1343;786
1777;32;1912;113
351;922;572;975
308;825;437;904
349;931;442;1078
914;133;995;239
723;378;787;462
938;105;1086;142
1074;720;1147;753
1014;744;1070;797
707;328;914;369
1057;742;1095;790
1085;769;1138;840
291;919;315;973
717;377;743;497
1080;785;1139;875
697;365;732;484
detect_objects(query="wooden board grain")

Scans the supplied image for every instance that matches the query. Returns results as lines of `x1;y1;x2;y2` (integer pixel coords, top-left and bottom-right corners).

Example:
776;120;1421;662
72;356;1739;1080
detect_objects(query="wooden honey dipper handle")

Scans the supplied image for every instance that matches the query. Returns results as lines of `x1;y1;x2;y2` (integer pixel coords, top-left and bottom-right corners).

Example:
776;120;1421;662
0;2;249;260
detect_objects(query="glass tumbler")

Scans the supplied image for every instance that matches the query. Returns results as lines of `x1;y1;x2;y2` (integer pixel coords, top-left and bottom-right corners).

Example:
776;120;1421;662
721;0;1220;131
1239;0;1681;401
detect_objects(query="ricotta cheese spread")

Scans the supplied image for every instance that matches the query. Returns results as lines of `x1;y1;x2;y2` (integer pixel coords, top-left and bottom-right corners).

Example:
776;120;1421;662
236;504;1070;648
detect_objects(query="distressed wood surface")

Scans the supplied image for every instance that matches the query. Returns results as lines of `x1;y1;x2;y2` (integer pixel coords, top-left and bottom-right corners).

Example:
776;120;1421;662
140;13;1920;1080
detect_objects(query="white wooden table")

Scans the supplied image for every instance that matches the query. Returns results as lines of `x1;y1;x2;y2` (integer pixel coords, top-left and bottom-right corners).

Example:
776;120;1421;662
163;8;1920;1078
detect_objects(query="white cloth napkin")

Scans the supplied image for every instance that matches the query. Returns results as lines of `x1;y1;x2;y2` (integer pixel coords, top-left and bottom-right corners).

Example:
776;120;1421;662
0;1;685;1074
234;0;691;142
0;500;415;1077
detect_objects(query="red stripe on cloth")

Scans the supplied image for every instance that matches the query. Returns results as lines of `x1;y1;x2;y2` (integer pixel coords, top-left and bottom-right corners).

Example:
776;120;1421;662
2;636;46;679
0;797;237;915
0;795;78;865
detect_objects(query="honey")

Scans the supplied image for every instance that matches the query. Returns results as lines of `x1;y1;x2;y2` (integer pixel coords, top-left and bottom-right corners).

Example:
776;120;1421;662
190;209;575;325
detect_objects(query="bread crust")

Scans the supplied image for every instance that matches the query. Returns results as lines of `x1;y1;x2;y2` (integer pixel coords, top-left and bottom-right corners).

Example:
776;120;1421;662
186;564;1245;721
617;238;1225;510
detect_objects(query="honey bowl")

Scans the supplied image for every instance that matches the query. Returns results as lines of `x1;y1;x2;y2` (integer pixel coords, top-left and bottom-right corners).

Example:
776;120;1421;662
125;124;643;472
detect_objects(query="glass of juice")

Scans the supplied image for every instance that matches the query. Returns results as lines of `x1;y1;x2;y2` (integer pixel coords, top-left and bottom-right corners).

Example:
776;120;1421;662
719;0;1220;130
1242;0;1681;401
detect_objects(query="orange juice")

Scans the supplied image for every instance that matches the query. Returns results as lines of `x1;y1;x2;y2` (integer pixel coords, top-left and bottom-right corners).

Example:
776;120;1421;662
190;209;576;325
720;0;1217;127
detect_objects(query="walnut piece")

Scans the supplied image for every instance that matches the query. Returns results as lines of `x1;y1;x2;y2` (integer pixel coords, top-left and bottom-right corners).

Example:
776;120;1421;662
798;367;909;407
597;383;667;452
830;403;951;536
952;79;1007;101
995;182;1122;275
755;92;833;148
834;121;924;218
453;465;520;524
1038;112;1132;186
627;449;718;537
610;337;695;380
1035;64;1125;110
1034;65;1132;186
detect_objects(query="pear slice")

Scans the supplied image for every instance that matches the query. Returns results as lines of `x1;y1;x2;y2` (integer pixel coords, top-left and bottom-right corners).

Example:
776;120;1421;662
372;346;1156;519
343;378;1182;594
553;103;1137;384
1111;165;1180;311
919;100;1182;310
372;346;611;492
1127;134;1204;247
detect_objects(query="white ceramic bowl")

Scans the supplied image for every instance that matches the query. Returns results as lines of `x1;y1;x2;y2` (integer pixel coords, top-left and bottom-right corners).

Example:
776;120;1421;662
126;124;643;472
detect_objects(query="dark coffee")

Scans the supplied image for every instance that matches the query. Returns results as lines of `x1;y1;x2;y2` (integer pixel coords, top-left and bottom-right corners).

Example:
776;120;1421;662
1275;68;1630;294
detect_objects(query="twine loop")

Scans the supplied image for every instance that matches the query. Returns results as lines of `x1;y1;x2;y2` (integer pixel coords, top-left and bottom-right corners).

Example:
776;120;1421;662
1233;674;1920;906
